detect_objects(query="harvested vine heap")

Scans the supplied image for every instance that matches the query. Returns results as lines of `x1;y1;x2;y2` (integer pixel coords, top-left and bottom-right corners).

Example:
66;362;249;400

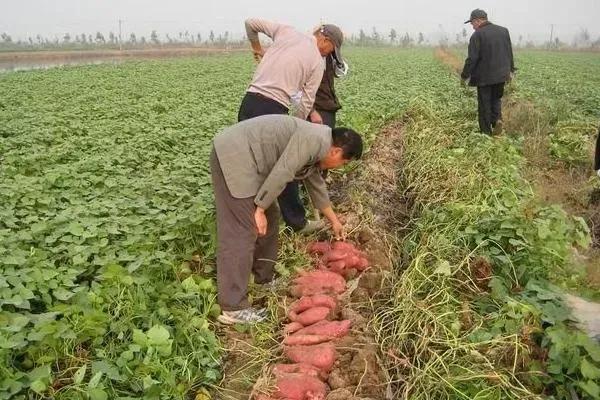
254;241;370;400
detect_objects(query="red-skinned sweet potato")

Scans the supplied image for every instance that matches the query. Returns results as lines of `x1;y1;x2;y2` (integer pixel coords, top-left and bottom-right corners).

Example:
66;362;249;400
284;343;336;372
293;320;352;338
288;306;331;326
283;321;304;335
307;241;331;255
283;334;332;346
289;295;336;314
273;373;327;400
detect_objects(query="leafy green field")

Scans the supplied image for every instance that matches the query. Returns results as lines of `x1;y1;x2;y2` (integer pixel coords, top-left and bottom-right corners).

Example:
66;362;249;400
1;48;600;399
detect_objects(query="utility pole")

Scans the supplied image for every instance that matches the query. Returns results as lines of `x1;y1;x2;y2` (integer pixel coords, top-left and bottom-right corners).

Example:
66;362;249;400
549;24;554;44
118;19;122;51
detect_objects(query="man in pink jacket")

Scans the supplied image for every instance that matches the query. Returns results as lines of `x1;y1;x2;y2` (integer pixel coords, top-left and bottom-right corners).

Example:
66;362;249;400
238;18;345;234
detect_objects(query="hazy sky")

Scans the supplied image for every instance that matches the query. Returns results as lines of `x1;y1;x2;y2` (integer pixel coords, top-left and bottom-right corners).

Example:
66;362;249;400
2;0;599;43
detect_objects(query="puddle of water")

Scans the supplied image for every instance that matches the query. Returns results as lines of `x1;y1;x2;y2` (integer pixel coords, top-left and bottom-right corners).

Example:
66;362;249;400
0;58;123;73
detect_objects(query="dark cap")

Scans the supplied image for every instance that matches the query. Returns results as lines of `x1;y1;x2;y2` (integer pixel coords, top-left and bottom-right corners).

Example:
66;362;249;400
464;9;488;24
320;24;344;62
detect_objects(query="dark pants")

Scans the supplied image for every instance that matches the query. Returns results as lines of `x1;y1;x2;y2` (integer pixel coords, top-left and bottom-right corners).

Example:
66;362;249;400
210;148;279;311
477;83;505;134
237;91;288;122
277;109;338;231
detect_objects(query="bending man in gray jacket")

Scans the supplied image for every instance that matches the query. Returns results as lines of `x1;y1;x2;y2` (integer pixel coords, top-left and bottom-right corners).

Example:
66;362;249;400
210;115;363;324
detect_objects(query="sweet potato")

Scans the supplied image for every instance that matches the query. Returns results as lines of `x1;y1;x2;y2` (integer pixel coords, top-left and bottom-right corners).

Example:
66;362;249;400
356;257;369;271
294;320;352;338
272;363;327;380
320;249;348;263
283;322;304;335
284;343;336;372
283;334;331;346
293;270;346;287
324;260;346;274
331;241;356;252
289;306;331;326
274;373;327;400
307;241;331;255
290;295;336;314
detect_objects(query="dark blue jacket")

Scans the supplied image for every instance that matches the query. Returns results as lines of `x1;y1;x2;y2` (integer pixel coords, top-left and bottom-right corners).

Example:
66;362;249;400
461;22;515;87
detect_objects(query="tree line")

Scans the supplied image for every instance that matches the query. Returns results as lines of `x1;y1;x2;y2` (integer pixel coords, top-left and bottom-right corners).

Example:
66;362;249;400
0;27;598;51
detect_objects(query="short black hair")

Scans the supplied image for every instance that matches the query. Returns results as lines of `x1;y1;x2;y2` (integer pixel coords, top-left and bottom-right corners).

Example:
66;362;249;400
331;127;363;160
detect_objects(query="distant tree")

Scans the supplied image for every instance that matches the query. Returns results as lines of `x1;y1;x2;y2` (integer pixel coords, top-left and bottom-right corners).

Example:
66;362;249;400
197;33;202;43
518;35;523;47
359;29;367;45
166;34;174;43
401;32;413;47
28;37;34;45
224;31;229;42
63;33;71;43
81;33;87;43
1;32;13;43
178;32;184;41
108;31;116;44
150;30;160;44
129;33;137;44
88;34;93;43
554;37;561;48
184;30;190;42
389;28;397;43
371;27;380;44
95;32;105;43
209;30;215;42
418;32;425;45
461;28;467;43
140;36;147;45
455;33;461;44
593;36;600;49
573;28;591;47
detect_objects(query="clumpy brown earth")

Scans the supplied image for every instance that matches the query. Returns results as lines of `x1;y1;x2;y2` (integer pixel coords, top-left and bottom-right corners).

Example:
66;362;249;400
213;122;408;400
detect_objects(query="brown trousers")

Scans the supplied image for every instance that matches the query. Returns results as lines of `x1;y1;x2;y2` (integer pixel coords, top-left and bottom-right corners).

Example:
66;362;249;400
210;148;279;311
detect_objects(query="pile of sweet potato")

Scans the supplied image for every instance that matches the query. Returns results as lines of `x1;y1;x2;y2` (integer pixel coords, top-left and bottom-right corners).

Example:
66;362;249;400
255;241;368;400
308;241;369;279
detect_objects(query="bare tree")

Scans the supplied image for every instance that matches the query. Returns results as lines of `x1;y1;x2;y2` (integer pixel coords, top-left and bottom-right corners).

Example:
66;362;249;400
95;32;105;44
150;30;160;44
418;32;425;45
63;33;71;43
129;33;137;44
389;28;397;43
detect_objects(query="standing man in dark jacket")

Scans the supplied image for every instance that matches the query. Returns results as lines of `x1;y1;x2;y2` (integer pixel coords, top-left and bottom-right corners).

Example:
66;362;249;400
461;9;515;135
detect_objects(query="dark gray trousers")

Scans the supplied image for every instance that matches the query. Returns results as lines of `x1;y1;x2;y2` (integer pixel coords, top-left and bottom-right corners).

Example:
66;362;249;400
210;148;279;311
477;83;505;134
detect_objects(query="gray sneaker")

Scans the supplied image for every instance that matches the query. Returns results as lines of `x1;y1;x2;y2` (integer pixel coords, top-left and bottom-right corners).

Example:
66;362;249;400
217;307;267;325
298;219;326;235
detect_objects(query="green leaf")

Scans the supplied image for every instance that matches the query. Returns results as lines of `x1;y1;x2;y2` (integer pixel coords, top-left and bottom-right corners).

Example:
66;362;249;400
88;388;108;400
73;364;87;385
581;358;600;380
53;287;75;301
132;329;147;346
147;325;170;346
29;380;46;394
88;372;103;389
579;380;600;398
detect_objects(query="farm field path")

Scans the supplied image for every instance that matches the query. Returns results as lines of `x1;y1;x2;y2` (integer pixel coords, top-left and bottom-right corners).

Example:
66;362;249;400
214;122;409;400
